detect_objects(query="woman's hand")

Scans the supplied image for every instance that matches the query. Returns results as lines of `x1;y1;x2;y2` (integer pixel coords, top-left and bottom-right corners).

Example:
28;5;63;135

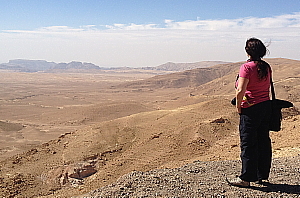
236;105;242;114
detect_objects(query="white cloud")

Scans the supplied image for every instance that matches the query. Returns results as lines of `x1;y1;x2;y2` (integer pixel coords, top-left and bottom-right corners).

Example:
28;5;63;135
1;13;299;67
38;26;84;32
106;23;158;30
163;12;300;30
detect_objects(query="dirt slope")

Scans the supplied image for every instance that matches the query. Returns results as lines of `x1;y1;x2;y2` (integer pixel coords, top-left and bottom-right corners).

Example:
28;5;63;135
116;62;241;89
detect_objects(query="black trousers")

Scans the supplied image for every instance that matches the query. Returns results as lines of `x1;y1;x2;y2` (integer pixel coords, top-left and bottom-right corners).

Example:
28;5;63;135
239;100;272;182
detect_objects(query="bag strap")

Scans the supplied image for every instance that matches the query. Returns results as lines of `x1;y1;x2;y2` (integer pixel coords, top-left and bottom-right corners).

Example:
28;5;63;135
270;75;276;100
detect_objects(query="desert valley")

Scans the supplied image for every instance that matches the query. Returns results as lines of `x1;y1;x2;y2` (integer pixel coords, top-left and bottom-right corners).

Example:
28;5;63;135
0;58;299;197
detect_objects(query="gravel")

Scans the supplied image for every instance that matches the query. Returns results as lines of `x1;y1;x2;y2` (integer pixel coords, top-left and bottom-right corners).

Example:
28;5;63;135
74;155;300;198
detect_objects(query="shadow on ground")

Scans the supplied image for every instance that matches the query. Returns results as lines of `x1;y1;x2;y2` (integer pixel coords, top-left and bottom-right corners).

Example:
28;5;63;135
251;183;300;195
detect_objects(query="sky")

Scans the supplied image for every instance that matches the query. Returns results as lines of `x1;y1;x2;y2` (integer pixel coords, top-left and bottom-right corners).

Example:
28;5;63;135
0;0;300;67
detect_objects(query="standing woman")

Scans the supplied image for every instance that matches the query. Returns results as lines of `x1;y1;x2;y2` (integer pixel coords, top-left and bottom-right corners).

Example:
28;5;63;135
227;38;272;187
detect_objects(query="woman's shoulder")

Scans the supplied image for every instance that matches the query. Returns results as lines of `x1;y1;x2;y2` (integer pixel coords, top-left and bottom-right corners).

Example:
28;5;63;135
243;60;256;66
241;61;257;70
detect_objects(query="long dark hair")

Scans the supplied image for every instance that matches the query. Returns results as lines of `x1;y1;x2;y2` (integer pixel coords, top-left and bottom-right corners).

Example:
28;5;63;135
245;38;270;80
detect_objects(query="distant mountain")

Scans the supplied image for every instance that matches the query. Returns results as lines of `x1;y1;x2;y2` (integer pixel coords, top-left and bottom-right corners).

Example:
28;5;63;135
0;59;101;72
143;61;229;71
0;59;57;72
51;61;100;70
0;59;229;73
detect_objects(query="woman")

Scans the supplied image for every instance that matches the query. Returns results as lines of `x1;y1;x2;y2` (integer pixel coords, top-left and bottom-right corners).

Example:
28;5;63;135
227;38;272;187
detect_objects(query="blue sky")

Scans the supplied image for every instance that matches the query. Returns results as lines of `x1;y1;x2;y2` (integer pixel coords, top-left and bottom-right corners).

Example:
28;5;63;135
0;0;300;67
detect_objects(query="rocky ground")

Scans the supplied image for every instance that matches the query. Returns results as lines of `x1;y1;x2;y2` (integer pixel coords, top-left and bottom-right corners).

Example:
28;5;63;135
75;156;300;198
